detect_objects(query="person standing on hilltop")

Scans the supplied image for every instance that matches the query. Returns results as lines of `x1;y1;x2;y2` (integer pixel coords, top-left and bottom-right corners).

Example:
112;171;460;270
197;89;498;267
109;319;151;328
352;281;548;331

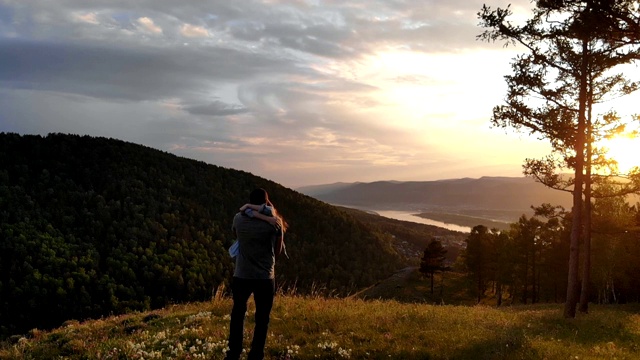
224;188;287;360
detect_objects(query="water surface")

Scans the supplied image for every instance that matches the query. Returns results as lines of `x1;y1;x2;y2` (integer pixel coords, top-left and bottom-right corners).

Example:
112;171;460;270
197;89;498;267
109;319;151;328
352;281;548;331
372;210;471;233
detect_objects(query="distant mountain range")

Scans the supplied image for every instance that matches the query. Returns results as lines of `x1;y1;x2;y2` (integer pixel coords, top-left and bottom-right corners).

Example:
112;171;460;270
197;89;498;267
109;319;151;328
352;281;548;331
298;177;574;213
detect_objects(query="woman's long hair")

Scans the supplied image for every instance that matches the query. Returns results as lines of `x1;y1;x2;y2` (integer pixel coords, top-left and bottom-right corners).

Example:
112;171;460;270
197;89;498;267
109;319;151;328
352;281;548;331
266;199;288;232
250;188;288;232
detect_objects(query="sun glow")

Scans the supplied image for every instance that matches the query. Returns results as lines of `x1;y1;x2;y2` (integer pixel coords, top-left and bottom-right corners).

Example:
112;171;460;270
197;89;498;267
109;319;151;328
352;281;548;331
335;49;517;143
599;134;640;174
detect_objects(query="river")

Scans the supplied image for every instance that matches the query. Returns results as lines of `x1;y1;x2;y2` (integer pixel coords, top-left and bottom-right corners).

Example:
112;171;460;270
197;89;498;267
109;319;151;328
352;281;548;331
371;210;472;233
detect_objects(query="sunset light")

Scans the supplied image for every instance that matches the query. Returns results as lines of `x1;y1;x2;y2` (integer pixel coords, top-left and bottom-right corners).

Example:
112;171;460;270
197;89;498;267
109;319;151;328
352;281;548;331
599;134;640;174
6;1;640;357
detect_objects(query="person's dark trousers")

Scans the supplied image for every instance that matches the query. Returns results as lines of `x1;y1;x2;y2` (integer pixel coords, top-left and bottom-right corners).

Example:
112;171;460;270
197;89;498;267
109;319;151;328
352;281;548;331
225;277;276;360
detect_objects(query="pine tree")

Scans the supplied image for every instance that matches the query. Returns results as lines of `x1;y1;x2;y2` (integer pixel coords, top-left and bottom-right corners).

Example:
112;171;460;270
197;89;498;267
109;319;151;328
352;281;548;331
478;0;640;317
419;238;448;295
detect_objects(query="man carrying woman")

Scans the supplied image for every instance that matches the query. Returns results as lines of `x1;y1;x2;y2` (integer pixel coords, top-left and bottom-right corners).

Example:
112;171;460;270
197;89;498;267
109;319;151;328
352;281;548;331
224;188;288;360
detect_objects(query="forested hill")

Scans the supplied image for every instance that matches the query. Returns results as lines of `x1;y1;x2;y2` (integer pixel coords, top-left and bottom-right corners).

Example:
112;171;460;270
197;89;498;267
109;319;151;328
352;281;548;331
0;133;404;338
300;177;573;211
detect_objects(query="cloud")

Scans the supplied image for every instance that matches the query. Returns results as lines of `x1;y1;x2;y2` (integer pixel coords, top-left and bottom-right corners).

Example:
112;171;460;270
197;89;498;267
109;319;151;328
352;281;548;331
72;12;99;25
180;23;209;38
0;38;300;102
184;101;248;116
0;0;541;187
136;17;163;34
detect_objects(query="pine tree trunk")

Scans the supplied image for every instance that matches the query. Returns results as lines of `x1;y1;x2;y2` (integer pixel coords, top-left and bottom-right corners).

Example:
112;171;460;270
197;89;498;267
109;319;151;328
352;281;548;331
579;96;594;314
564;38;589;319
430;272;434;295
477;271;483;304
523;247;529;304
532;240;537;304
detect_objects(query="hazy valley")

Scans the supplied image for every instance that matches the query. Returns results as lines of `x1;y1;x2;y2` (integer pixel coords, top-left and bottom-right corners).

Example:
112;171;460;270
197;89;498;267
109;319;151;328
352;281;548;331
298;177;575;231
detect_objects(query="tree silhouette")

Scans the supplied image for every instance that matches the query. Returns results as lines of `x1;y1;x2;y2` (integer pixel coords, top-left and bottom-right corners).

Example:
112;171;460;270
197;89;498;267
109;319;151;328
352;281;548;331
478;0;640;318
463;225;493;303
420;238;448;295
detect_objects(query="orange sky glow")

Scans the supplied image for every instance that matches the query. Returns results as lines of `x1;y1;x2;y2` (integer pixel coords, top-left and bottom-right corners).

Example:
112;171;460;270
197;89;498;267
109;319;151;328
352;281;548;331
1;0;638;188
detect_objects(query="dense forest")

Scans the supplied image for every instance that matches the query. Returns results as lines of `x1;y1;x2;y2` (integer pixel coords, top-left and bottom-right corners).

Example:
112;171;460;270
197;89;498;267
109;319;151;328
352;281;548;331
462;201;640;306
0;133;407;338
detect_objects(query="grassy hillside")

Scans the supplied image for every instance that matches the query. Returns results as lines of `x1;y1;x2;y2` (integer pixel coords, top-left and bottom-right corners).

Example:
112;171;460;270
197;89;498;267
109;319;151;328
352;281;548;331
0;133;404;338
2;295;639;360
351;268;476;305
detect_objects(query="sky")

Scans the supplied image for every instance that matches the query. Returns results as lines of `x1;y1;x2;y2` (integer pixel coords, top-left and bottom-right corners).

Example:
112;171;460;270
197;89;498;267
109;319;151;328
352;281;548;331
0;0;580;188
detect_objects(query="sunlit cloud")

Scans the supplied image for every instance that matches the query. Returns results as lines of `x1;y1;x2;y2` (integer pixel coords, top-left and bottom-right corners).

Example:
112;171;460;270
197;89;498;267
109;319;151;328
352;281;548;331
72;12;99;25
180;24;210;38
137;17;162;34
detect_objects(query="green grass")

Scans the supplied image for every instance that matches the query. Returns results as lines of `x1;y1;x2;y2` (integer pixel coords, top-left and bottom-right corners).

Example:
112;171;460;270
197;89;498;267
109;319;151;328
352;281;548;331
2;295;639;360
352;269;477;306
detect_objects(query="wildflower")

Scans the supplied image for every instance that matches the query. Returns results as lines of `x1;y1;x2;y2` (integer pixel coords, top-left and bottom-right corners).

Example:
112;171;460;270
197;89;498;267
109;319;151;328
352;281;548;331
186;311;212;322
154;330;167;341
338;347;352;358
286;345;300;355
317;341;338;350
